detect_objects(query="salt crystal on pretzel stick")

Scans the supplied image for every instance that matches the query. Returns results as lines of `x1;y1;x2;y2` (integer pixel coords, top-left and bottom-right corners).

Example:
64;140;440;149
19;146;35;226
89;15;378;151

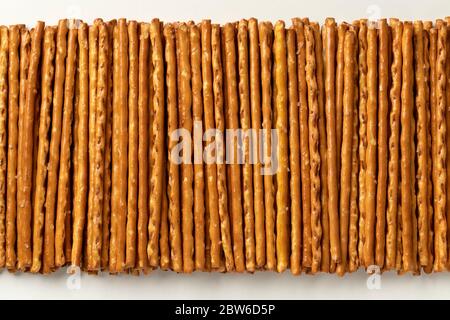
16;21;44;271
211;24;234;271
71;22;88;268
190;23;205;271
0;26;9;268
147;19;165;268
6;25;21;270
375;19;389;268
337;28;356;275
323;18;341;266
434;22;448;272
248;18;266;269
175;23;194;273
164;23;183;272
201;20;221;270
414;21;430;267
223;23;245;272
286;27;302;275
237;20;256;273
30;26;55;273
259;21;276;271
125;20;138;269
292;18;312;270
55;27;77;268
400;22;415;272
273;21;290;273
385;19;402;270
305;24;322;274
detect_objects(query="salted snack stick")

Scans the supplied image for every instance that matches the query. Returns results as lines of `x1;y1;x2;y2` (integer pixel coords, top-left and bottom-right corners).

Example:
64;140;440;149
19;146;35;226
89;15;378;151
6;25;21;270
434;22;448;272
164;23;183;272
125;21;138;269
259;21;276;271
211;24;234;271
375;19;388;268
357;20;368;266
445;17;450;269
305;24;322;273
237;20;256;272
201;20;221;270
70;22;89;269
30;26;55;273
16;21;44;270
190;23;205;271
0;26;8;268
414;21;430;267
287;27;302;275
223;23;245;272
176;23;194;273
323;18;341;265
292;18;312;269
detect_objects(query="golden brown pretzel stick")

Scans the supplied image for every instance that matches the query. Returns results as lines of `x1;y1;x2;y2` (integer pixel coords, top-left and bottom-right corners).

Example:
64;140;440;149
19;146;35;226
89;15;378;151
137;22;150;271
176;23;194;273
237;20;256;272
273;20;289;273
201;20;221;270
400;22;414;272
305;24;322;273
125;20;138;269
0;26;9;268
159;165;170;270
364;24;377;268
374;19;389;268
337;28;356;275
248;18;265;269
164;23;183;272
292;18;312;269
211;23;234;271
348;25;360;273
323;18;341;265
16;21;44;271
434;22;448;272
259;21;276;271
54;26;77;267
335;23;348;177
385;19;402;270
147;19;165;268
190;23;205;271
357;20;368;266
287;27;301;275
446;18;450;269
71;22;88;268
223;23;245;272
30;26;55;273
6;25;21;270
414;21;430;267
204;181;211;271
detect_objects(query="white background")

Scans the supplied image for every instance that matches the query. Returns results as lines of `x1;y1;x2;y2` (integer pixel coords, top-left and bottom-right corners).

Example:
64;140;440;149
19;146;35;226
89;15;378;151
1;0;450;300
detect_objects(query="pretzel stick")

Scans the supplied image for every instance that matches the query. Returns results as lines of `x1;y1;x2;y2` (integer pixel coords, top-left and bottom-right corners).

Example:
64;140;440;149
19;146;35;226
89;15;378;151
201;20;221;269
16;21;43;270
259;22;276;271
189;24;205;271
5;25;21;270
413;21;429;268
286;27;301;275
29;26;55;272
211;24;234;271
164;23;182;272
125;21;138;269
204;180;211;271
446;17;450;268
0;26;8;268
71;22;88;268
434;23;448;272
305;25;322;273
292;18;312;269
159;168;170;271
